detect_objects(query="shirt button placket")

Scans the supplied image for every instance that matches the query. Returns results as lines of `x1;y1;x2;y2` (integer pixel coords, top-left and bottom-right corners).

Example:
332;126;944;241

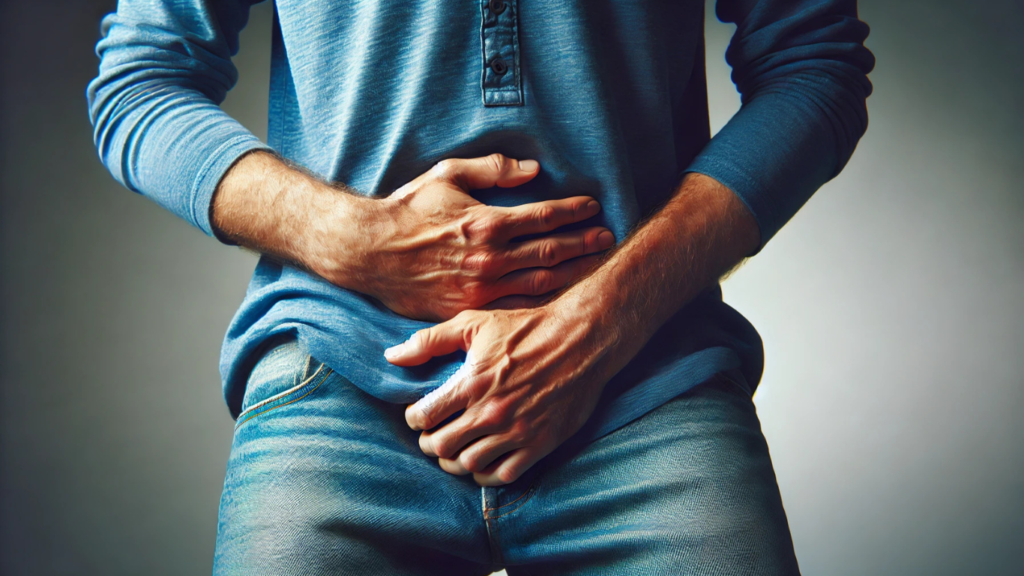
480;0;522;106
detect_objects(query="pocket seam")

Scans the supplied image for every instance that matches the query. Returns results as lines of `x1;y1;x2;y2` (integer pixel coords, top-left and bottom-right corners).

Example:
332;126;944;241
235;362;330;428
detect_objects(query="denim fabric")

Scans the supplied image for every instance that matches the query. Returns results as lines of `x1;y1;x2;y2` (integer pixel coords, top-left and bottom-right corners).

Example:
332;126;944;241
87;1;873;442
214;340;799;575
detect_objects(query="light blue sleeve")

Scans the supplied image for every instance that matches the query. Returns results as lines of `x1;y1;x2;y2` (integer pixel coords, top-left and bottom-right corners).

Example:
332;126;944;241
687;0;875;251
87;0;271;237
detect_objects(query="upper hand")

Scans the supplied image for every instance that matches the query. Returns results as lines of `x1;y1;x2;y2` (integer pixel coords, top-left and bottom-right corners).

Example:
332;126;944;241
383;299;619;485
326;154;615;321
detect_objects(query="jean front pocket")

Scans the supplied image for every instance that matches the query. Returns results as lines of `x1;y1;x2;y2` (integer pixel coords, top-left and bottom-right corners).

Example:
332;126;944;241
235;339;333;429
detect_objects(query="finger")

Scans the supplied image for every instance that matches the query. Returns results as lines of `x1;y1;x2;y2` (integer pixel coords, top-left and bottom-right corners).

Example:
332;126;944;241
491;254;604;300
474;446;547;487
438;456;471;475
418;411;492;459
457;432;525;474
499;196;602;238
384;316;469;367
418;401;510;459
405;352;477;431
501;227;615;273
432;154;540;191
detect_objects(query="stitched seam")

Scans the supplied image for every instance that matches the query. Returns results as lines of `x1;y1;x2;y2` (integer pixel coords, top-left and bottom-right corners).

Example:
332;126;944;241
479;0;487;105
235;368;332;429
482;488;504;567
485;486;537;519
510;0;522;102
483;483;534;511
487;517;505;566
236;362;325;421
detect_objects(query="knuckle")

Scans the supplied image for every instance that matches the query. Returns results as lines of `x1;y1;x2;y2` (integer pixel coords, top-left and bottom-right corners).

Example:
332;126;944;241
466;212;503;242
529;269;554;295
480;213;505;239
539;241;558;267
434;438;457;460
486;153;507;173
508;422;530;444
497;466;520;484
475;402;508;429
482;249;504;273
432;159;456;180
418;432;433;453
461;280;486;305
536;205;556;228
463;250;492;274
409;408;429;431
460;452;483;473
412;329;432;351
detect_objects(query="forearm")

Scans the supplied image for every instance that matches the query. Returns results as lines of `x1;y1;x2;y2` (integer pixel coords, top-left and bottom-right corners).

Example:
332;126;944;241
211;150;380;287
556;172;759;375
212;152;613;321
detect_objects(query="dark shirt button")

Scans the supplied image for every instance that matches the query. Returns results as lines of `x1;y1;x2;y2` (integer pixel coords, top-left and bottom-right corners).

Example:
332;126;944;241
488;0;507;15
490;58;508;75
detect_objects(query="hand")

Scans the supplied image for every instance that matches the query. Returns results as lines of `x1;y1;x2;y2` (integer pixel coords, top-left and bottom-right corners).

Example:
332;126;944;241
320;154;615;321
383;298;620;485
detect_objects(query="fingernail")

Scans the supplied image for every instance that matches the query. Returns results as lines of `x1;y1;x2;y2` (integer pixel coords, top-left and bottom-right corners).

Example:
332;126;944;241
598;230;615;248
384;343;406;360
519;159;539;172
587;201;601;215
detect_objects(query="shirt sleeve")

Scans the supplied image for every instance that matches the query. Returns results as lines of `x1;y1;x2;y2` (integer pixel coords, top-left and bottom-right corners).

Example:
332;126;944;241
686;0;875;252
86;0;272;237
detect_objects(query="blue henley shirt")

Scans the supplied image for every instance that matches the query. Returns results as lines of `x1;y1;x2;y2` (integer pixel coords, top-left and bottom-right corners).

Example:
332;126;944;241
88;0;874;443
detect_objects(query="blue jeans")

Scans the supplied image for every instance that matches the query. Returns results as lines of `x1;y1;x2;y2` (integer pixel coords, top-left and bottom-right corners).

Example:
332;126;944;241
213;339;799;575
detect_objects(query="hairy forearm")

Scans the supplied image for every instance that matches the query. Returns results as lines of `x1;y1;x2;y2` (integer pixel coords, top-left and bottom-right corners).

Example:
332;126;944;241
557;172;760;373
211;150;380;285
210;151;613;321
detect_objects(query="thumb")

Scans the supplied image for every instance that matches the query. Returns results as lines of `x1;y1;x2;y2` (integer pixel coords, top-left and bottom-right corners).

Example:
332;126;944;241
384;316;469;366
434;153;539;191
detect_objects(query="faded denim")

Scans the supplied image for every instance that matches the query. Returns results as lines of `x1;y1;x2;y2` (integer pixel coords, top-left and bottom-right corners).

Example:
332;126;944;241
214;339;799;575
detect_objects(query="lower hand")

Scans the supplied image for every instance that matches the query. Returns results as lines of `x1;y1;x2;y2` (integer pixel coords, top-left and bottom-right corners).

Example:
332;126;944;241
383;296;620;485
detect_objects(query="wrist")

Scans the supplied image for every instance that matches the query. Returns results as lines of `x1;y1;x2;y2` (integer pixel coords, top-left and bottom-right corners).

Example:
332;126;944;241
545;283;628;355
301;184;385;288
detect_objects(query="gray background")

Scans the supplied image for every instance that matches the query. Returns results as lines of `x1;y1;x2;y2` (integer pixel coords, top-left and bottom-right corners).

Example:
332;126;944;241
1;1;1021;574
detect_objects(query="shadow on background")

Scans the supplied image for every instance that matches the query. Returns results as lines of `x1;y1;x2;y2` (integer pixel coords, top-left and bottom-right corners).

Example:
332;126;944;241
1;1;1021;574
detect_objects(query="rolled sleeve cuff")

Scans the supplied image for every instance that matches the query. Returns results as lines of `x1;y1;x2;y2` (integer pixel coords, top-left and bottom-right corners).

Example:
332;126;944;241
681;90;842;254
189;134;272;237
684;154;773;255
